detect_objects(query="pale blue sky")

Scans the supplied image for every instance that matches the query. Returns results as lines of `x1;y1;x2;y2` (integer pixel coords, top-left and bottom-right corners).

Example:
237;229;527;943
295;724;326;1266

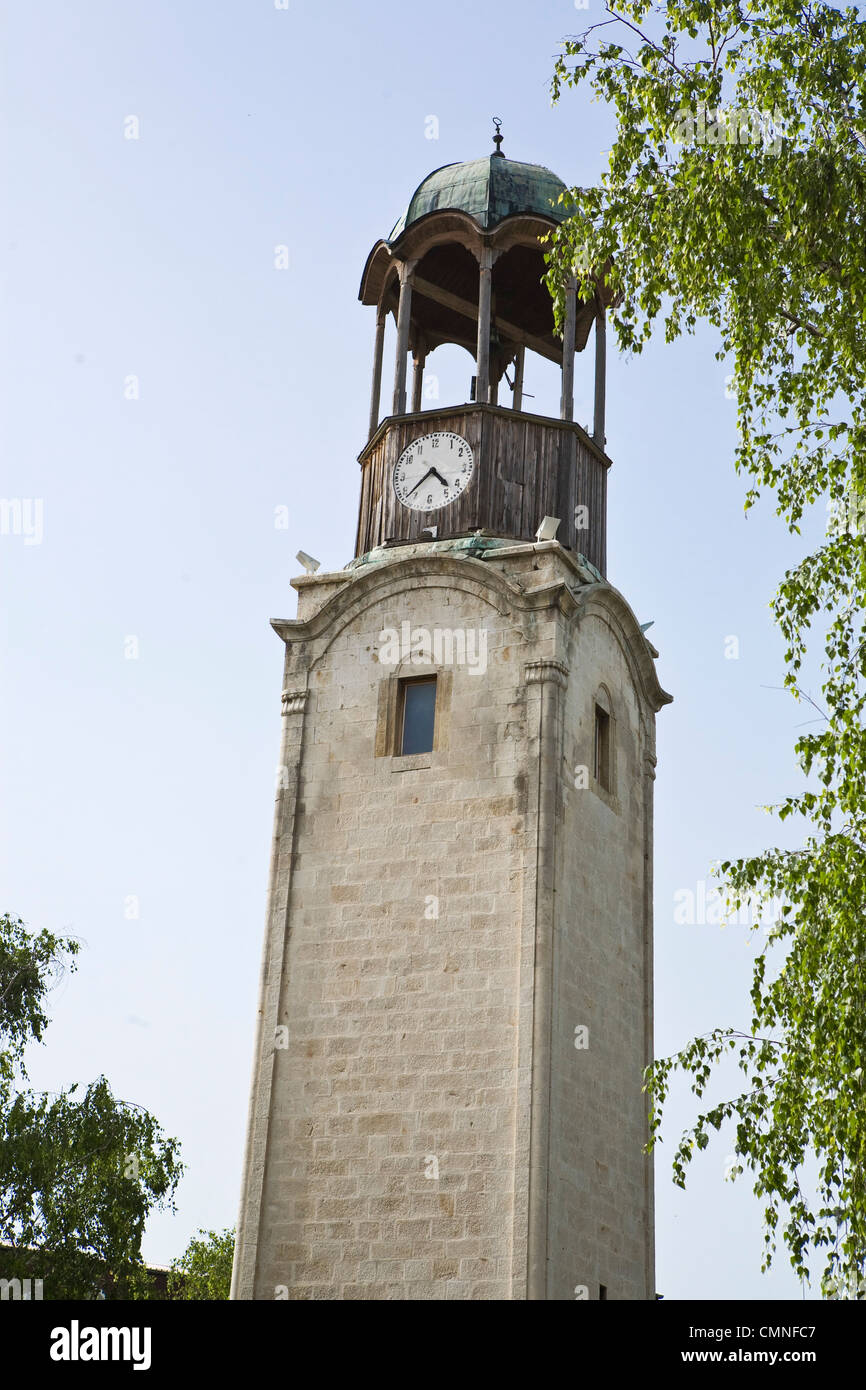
2;0;826;1297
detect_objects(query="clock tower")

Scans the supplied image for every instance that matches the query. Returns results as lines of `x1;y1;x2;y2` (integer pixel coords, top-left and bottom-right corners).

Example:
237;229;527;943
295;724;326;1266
232;128;671;1301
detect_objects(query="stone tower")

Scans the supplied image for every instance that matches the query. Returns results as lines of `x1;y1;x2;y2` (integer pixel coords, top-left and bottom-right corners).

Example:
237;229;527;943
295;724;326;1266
232;129;671;1301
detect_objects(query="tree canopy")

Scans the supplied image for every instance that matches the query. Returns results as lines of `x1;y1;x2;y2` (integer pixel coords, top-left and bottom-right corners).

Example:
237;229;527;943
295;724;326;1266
0;913;183;1299
548;0;866;1293
168;1227;235;1300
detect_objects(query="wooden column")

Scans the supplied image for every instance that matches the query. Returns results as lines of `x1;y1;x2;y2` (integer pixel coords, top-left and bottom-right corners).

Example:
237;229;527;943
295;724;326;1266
593;293;607;449
368;309;386;440
475;247;494;406
512;346;525;411
392;261;415;416
411;342;426;414
559;279;577;421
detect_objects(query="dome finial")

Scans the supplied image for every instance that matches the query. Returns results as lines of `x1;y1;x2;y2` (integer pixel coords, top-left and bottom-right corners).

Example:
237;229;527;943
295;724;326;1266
492;116;505;158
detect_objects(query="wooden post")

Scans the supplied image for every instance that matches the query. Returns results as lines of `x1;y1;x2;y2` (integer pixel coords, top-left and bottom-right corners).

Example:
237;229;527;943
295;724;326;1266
593;292;607;449
392;261;415;415
512;346;525;412
411;343;426;414
560;278;577;421
368;309;386;440
475;247;494;406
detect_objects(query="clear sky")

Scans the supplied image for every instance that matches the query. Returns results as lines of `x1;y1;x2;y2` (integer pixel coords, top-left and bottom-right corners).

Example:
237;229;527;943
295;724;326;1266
2;0;826;1298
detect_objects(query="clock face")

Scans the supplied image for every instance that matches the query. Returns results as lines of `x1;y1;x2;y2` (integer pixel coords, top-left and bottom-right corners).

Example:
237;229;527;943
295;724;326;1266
393;432;474;512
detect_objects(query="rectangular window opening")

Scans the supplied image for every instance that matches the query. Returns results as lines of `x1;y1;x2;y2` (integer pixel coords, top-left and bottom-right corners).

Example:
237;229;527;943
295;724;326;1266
399;677;437;756
599;1283;608;1301
594;705;611;792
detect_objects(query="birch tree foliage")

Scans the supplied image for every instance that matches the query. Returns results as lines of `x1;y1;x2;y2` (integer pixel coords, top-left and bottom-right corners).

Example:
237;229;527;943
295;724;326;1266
547;1;866;1292
168;1227;235;1300
0;913;183;1298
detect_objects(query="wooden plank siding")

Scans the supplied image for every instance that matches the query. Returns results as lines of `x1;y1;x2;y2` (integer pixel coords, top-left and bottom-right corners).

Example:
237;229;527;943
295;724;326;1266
354;404;609;575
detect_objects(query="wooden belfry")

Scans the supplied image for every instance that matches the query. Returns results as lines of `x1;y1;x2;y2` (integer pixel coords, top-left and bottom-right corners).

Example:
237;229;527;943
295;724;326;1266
355;122;614;573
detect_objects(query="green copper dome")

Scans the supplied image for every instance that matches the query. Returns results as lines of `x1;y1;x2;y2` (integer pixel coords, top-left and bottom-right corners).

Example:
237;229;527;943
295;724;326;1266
389;155;569;241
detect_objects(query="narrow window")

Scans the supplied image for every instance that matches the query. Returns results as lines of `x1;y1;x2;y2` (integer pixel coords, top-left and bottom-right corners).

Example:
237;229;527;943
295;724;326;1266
399;678;436;755
594;704;611;791
599;1283;608;1301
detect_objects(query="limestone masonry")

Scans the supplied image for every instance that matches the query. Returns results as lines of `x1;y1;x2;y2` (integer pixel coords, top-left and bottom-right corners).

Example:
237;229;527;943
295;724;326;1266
231;540;670;1299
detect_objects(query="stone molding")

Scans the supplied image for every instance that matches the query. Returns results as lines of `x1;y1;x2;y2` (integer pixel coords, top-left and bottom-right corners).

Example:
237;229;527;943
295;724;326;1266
281;689;308;717
525;659;569;689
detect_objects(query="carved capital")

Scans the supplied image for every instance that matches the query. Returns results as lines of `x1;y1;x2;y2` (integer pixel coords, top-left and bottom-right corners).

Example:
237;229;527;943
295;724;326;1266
524;659;569;689
281;689;308;717
476;245;501;271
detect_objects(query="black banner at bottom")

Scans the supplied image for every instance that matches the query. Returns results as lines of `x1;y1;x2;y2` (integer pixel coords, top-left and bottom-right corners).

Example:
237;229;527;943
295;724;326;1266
1;1299;859;1376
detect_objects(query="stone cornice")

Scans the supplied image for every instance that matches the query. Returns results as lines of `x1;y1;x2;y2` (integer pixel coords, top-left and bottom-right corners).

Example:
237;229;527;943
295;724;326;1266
574;583;673;714
270;546;672;716
525;659;570;689
272;552;537;647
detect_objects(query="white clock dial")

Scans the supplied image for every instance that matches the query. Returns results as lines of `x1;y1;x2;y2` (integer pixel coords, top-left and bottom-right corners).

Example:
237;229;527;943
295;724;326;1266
393;432;474;512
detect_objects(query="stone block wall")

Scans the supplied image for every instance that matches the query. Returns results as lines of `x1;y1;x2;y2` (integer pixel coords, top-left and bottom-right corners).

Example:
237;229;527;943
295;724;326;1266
231;543;669;1300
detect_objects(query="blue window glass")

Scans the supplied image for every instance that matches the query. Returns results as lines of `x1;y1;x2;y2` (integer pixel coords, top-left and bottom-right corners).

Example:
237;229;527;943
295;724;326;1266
401;679;436;755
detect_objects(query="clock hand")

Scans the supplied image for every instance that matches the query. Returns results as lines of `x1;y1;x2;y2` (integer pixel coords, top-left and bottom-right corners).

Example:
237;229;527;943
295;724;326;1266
429;468;450;488
406;468;437;497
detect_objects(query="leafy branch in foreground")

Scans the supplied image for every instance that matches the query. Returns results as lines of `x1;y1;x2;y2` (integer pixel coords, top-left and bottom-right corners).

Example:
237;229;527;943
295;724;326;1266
548;0;866;1290
0;913;183;1298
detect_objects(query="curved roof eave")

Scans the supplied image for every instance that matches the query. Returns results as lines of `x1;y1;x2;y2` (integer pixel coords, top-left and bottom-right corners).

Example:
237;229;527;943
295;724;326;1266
359;208;563;307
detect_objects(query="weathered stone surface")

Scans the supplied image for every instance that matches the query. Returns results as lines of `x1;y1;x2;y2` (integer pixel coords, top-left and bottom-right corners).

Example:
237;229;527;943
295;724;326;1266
232;541;670;1301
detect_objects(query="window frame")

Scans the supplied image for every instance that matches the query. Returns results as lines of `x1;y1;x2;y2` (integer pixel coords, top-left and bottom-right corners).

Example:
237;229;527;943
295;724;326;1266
375;665;452;762
593;703;611;792
398;675;438;757
591;685;617;806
